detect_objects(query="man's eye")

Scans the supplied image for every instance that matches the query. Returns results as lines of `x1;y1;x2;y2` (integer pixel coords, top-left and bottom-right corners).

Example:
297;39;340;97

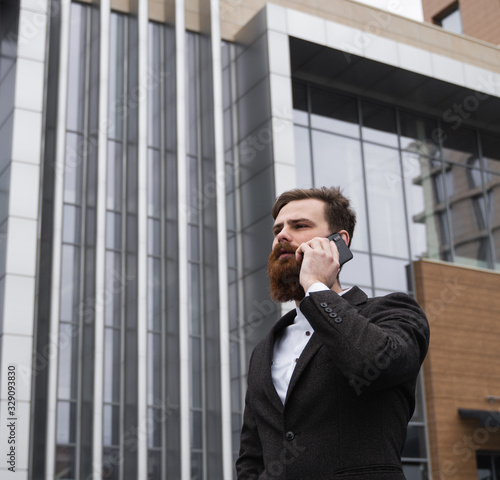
295;224;306;229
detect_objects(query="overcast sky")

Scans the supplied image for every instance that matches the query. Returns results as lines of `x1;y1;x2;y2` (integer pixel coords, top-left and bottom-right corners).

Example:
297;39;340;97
352;0;424;21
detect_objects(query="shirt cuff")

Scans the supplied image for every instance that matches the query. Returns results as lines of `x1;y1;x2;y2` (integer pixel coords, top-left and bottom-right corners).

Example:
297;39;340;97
305;282;330;296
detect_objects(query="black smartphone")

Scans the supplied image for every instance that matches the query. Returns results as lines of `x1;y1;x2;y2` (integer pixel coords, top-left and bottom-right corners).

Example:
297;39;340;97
327;233;353;266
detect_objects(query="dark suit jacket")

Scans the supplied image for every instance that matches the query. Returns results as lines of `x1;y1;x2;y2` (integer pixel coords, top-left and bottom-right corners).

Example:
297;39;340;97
236;287;429;480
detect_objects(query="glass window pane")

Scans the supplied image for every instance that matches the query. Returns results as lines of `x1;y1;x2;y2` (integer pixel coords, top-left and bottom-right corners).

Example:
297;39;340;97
107;140;123;211
148;450;162;478
311;130;368;251
361;101;398;148
148;332;162;404
55;446;76;480
310;88;359;138
64;133;84;205
399;111;439;158
403;463;428;480
448;165;492;268
372;256;409;292
105;251;122;327
148;407;162;448
102;448;120;480
62;205;81;244
106;211;122;250
294;125;312;188
441;125;479;164
481;132;500;174
56;401;76;444
57;323;79;400
148;149;161;217
148;257;162;331
402;424;427;458
60;245;80;323
364;143;409;258
476;453;493;480
403;154;451;260
148;218;161;256
108;14;125;142
190;337;202;409
340;251;372;289
66;4;87;132
104;328;121;403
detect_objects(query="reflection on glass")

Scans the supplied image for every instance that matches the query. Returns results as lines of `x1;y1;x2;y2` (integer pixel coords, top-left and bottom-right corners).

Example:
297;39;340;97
55;445;76;480
311;130;368;251
404;155;450;260
294;125;312;188
441;125;478;164
481;132;500;174
364;143;408;258
399;112;439;158
402;463;428;480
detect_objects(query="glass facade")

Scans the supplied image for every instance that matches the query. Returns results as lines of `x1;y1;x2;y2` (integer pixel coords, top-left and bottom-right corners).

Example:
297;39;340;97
293;80;500;475
293;81;500;285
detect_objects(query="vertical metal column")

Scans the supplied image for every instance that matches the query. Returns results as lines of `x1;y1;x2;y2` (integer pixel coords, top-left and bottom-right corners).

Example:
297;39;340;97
92;0;110;477
137;0;149;477
45;1;71;477
175;1;191;478
208;0;232;478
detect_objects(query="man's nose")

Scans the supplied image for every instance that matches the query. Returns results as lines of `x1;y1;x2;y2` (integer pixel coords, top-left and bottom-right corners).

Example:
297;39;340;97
276;228;291;243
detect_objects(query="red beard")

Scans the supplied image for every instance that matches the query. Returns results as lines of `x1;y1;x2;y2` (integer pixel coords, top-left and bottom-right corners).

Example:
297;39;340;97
268;242;305;302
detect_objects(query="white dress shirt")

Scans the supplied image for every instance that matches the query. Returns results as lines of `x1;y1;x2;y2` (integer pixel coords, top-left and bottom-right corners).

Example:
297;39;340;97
271;283;351;404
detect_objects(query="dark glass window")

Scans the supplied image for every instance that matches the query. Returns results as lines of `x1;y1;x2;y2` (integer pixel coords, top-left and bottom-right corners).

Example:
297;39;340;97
434;3;463;34
477;452;500;480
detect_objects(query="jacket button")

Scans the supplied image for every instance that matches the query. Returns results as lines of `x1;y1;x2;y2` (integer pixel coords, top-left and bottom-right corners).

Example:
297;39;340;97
329;312;337;318
320;302;328;308
285;431;295;441
334;316;343;323
325;307;332;313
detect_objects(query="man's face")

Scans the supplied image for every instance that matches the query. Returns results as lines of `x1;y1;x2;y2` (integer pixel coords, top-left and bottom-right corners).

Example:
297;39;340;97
268;198;331;302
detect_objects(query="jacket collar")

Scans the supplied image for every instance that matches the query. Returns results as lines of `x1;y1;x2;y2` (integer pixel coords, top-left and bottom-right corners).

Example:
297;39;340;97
264;286;368;407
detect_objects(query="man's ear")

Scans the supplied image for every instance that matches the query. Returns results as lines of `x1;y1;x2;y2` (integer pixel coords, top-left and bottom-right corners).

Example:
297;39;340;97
338;229;350;247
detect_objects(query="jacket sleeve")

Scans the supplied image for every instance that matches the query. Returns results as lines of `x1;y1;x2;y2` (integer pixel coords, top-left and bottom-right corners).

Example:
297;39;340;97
299;290;429;394
235;353;265;479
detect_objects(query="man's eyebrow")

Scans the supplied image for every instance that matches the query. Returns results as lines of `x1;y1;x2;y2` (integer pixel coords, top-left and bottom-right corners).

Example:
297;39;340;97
272;218;314;231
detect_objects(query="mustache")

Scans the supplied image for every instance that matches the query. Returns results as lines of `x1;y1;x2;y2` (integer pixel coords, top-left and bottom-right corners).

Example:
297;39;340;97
269;242;297;262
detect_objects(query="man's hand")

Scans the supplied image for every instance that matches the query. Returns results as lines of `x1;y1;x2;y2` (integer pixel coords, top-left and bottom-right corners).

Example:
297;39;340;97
295;237;340;292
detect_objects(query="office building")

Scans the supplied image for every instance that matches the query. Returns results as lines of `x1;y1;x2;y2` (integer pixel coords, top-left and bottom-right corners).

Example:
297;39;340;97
0;0;499;478
422;0;500;43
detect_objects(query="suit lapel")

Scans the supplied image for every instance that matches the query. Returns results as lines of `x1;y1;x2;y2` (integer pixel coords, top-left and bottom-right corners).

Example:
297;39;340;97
284;287;368;404
284;333;322;404
262;309;297;412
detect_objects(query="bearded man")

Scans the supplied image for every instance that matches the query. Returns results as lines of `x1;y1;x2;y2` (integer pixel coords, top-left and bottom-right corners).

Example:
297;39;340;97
236;186;429;480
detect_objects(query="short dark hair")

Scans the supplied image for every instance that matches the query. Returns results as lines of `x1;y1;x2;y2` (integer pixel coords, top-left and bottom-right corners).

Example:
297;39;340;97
271;186;356;246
